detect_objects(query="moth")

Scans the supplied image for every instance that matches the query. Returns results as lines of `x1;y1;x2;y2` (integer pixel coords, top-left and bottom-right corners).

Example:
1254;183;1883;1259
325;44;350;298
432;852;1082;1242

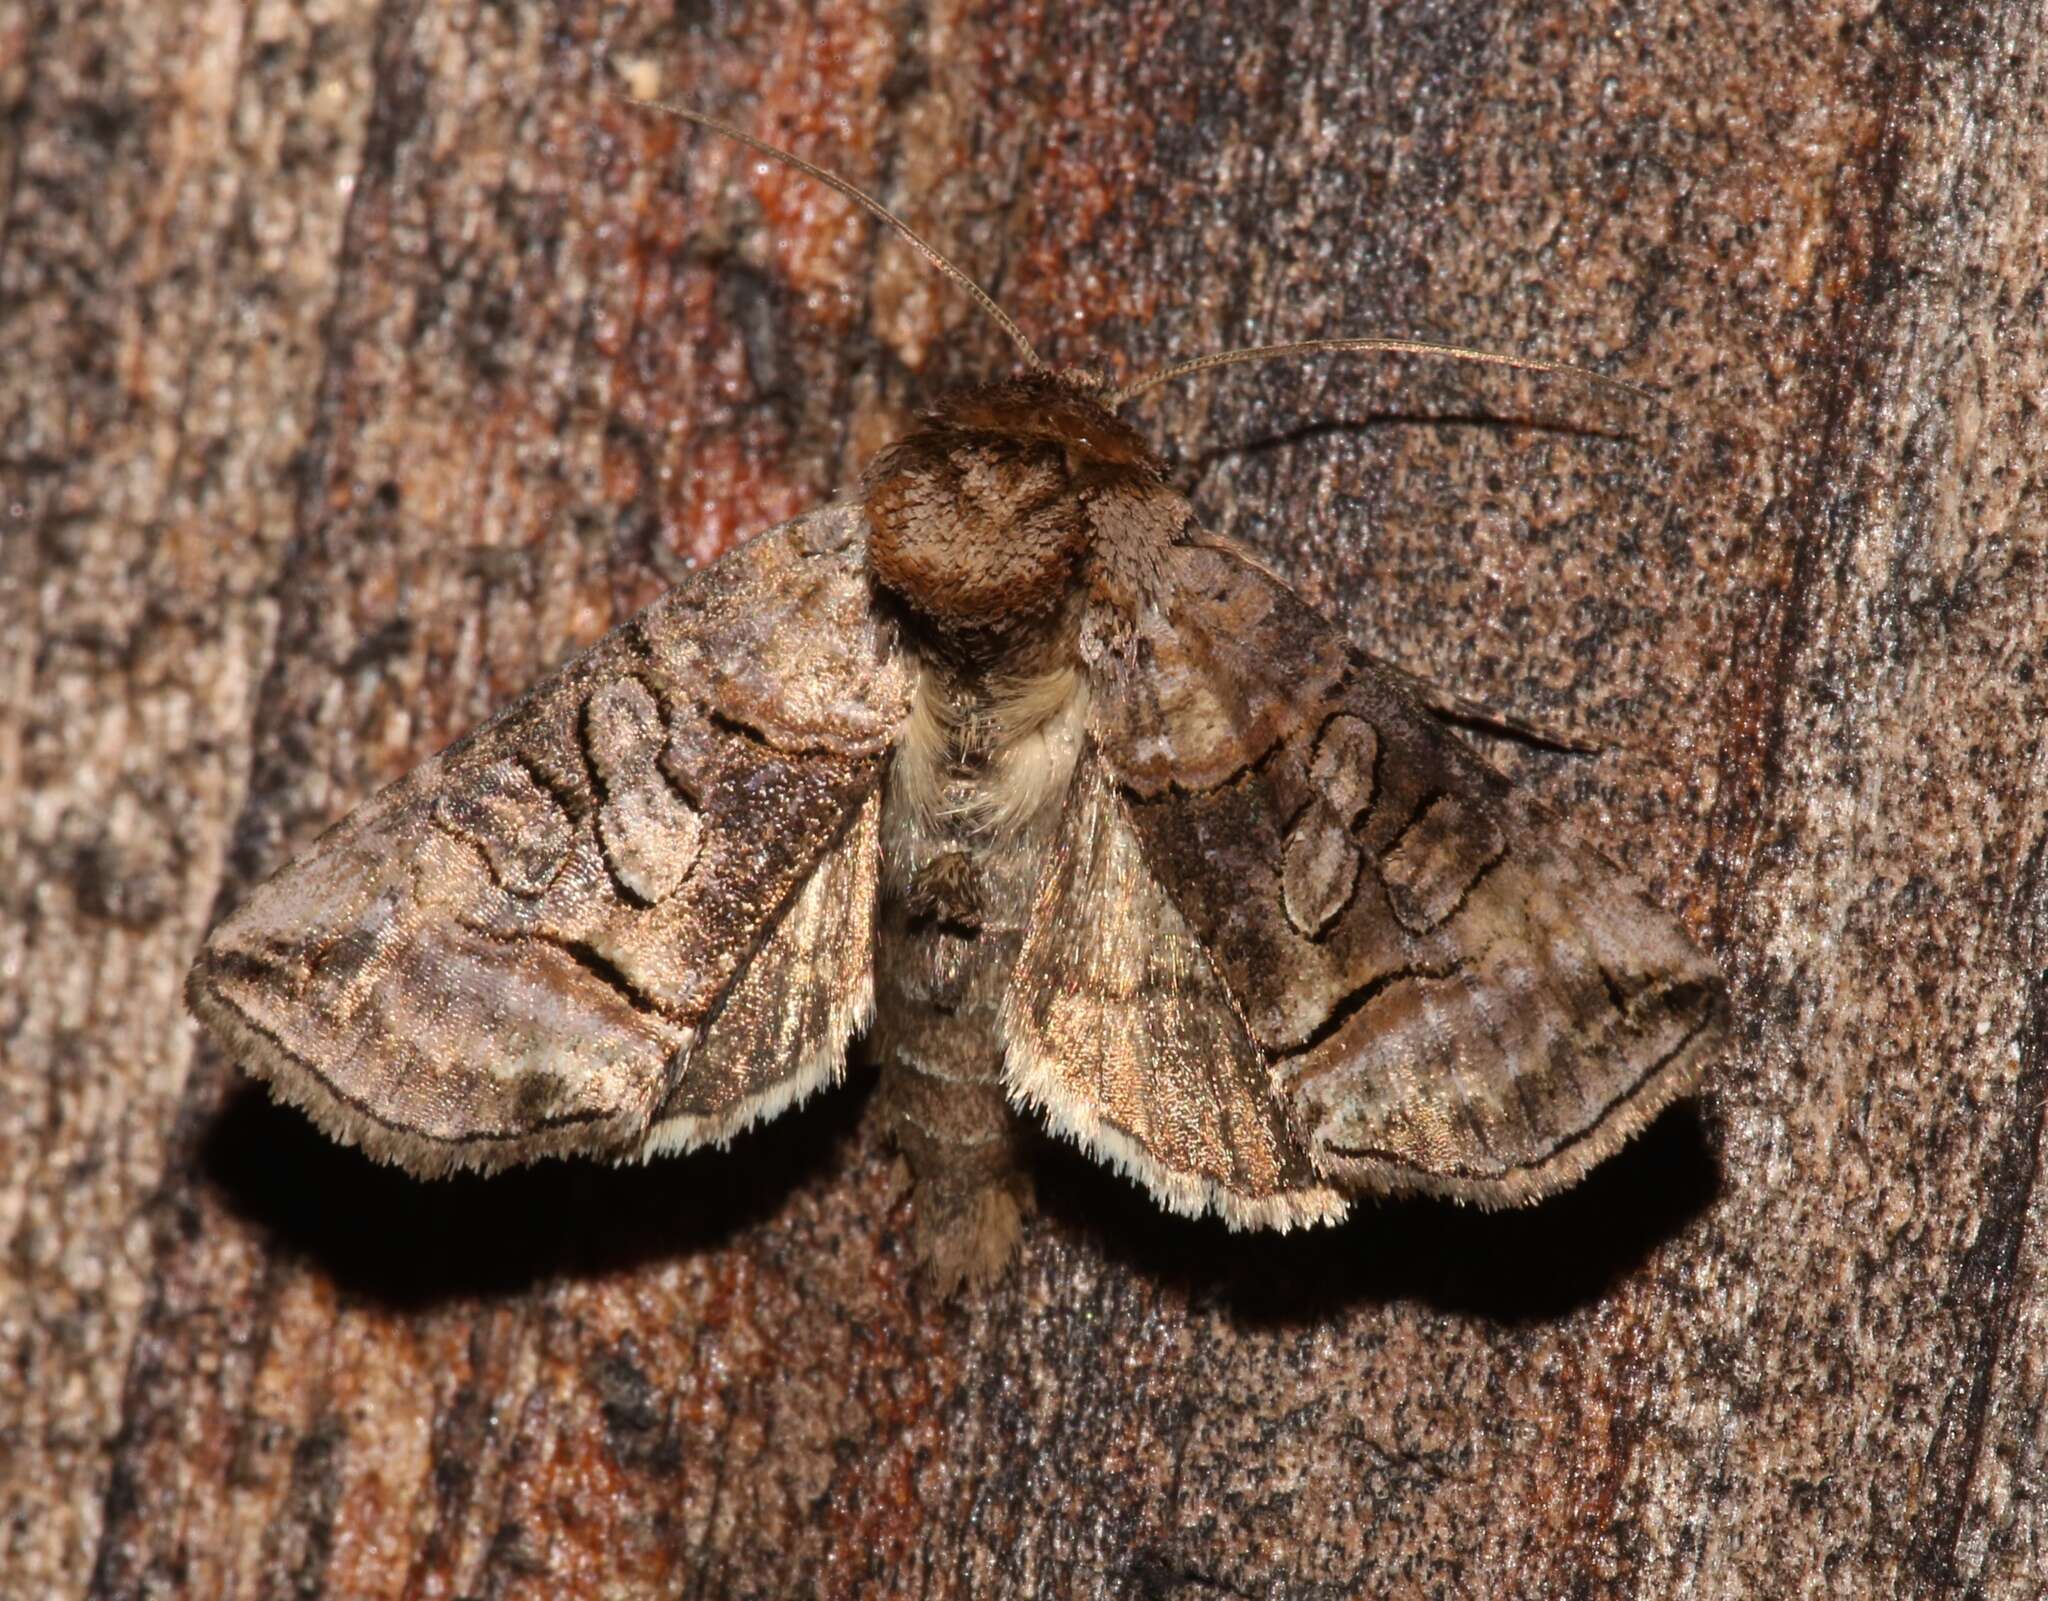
187;107;1727;1289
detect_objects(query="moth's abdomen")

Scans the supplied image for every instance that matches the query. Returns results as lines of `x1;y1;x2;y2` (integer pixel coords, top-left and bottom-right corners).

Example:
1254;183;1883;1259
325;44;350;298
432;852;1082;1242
870;841;1040;1291
869;918;1034;1291
870;652;1087;1288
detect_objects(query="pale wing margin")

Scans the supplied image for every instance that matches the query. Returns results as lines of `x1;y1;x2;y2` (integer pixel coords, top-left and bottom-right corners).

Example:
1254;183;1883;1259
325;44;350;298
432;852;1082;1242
187;503;910;1175
1002;750;1348;1230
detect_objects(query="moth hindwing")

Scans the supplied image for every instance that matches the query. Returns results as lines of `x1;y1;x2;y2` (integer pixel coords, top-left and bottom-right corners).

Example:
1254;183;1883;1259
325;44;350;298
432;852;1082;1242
189;114;1725;1290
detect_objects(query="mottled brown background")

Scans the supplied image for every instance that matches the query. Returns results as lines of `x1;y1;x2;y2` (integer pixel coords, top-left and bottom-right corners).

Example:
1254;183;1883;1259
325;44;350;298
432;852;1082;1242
3;1;2042;1597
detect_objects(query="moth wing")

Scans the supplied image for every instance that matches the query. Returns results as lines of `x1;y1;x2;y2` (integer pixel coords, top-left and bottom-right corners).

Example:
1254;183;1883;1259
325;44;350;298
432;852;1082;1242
1089;534;1726;1207
1003;750;1349;1227
187;504;909;1174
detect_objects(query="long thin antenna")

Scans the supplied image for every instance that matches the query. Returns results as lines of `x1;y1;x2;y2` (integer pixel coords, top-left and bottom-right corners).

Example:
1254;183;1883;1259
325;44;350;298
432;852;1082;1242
625;99;1044;373
1110;336;1655;410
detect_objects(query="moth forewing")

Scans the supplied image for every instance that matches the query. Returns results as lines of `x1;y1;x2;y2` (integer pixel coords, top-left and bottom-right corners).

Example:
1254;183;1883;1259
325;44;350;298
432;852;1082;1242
187;504;909;1176
1089;535;1726;1211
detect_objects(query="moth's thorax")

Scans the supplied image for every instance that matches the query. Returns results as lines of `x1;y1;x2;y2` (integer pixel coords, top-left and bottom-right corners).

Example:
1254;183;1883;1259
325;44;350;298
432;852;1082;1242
890;655;1090;848
862;371;1177;640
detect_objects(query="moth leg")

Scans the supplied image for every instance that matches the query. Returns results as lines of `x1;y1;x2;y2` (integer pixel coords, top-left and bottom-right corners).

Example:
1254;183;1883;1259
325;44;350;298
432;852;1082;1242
902;850;983;930
1385;662;1608;755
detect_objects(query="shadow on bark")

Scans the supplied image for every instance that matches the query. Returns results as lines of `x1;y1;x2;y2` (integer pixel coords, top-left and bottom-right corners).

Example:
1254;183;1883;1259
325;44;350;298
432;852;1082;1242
1029;1098;1720;1327
198;1073;877;1307
203;1067;1715;1326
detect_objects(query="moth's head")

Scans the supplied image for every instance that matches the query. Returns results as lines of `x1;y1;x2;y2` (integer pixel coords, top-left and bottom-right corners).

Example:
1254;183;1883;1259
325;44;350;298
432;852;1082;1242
862;371;1172;636
918;369;1162;475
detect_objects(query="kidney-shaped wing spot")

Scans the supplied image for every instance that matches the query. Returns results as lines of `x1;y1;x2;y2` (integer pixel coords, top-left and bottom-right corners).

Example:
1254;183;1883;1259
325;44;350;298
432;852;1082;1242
1281;803;1363;939
187;503;910;1176
584;676;705;905
1377;791;1509;935
1090;536;1726;1211
431;758;578;898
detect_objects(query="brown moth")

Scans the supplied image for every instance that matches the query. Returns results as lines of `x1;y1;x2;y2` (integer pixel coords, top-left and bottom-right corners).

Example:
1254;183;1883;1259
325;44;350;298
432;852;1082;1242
186;107;1727;1290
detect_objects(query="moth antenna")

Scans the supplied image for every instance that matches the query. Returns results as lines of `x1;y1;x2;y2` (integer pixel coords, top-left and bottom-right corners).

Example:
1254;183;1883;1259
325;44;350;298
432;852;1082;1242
625;99;1045;373
1109;337;1656;411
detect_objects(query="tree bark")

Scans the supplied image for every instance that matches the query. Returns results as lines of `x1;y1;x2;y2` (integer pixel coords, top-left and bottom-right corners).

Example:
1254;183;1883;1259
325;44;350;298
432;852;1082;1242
4;2;2043;1596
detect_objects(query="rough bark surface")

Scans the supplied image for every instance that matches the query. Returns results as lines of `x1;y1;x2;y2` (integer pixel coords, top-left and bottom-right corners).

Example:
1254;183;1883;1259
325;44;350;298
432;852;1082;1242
3;2;2042;1597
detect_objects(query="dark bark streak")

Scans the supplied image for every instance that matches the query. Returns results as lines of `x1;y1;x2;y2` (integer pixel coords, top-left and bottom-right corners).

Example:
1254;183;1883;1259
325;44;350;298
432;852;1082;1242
1710;30;1925;940
1910;828;2048;1586
78;3;443;1587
